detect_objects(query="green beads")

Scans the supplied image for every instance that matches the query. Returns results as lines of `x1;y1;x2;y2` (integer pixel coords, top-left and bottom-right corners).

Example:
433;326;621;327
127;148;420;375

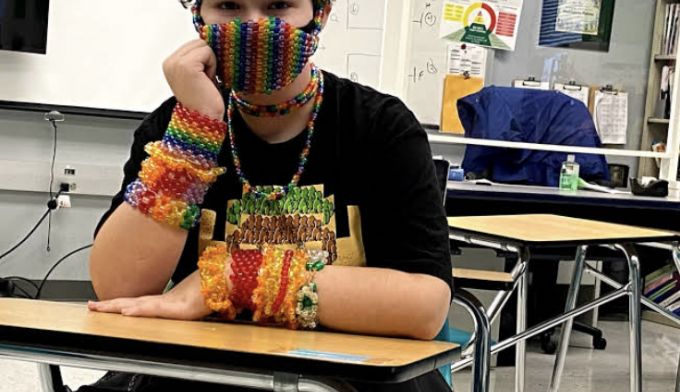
306;261;325;272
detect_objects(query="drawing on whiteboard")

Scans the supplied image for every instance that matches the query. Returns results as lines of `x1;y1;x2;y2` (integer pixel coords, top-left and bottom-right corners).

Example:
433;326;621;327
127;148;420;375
350;2;359;16
312;0;386;90
347;0;386;30
408;59;439;84
414;10;438;27
347;54;381;86
406;0;451;125
412;1;439;29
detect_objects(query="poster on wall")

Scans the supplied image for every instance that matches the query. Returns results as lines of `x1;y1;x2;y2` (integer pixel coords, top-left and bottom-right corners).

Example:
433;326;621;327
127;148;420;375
539;0;615;52
555;0;601;35
439;0;524;51
447;43;488;78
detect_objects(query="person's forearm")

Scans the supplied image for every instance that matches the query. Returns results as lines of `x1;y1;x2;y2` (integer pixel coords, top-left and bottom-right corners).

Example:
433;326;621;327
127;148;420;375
90;203;188;300
92;103;227;300
314;265;451;340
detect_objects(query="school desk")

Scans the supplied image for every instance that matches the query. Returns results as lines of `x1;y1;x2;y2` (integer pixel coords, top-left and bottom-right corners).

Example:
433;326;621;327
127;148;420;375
448;214;680;392
0;298;460;392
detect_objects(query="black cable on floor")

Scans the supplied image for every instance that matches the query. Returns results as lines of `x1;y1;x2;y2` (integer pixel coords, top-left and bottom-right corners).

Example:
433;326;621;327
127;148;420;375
0;209;50;264
35;244;93;299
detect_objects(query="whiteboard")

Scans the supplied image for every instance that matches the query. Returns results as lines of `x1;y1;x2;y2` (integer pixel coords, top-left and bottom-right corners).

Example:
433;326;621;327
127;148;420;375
406;0;450;126
0;0;386;114
405;0;492;126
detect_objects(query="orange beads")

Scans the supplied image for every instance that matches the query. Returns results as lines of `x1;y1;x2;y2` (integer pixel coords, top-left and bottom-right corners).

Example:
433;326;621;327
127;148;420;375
198;243;236;320
125;103;227;230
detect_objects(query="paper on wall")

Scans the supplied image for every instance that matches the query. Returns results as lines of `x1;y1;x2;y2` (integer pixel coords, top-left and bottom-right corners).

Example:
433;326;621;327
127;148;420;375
440;0;524;51
512;79;550;90
554;83;590;106
555;0;601;35
593;91;628;145
447;43;488;78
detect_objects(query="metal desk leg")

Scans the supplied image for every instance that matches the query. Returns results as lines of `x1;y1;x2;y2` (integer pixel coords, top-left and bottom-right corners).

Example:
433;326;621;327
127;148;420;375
488;259;528;325
38;364;68;392
38;364;57;392
616;244;643;392
549;245;588;392
516;258;529;392
672;242;680;276
454;291;491;392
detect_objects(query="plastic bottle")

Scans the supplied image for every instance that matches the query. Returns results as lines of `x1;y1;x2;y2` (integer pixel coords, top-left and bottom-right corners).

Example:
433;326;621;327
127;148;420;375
559;155;580;191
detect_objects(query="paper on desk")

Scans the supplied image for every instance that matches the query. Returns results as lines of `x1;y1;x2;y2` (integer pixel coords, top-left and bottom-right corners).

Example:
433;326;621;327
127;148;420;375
555;83;590;107
578;178;629;195
593;91;628;144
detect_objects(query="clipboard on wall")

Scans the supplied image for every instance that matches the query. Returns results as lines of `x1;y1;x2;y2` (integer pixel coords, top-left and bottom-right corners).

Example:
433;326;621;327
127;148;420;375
512;77;550;90
589;85;629;145
441;73;484;134
554;81;590;107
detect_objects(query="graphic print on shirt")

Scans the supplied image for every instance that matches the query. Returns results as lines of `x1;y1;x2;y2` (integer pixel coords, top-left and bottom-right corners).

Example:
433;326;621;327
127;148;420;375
197;185;367;267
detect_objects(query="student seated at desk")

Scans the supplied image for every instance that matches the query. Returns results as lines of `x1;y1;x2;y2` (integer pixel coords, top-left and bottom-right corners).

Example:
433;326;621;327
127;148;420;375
85;1;453;391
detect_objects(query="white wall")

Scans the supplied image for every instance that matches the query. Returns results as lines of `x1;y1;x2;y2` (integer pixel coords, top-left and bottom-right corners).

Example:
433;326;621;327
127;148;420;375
0;109;138;280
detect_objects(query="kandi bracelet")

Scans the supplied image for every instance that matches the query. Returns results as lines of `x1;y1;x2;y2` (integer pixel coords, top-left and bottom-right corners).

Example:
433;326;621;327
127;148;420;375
124;103;227;230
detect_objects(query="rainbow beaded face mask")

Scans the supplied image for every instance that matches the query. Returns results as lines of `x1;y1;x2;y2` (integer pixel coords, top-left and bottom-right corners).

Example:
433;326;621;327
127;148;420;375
192;1;327;95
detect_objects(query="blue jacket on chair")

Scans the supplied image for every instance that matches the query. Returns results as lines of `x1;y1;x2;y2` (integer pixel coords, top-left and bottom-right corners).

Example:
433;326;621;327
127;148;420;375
458;86;610;187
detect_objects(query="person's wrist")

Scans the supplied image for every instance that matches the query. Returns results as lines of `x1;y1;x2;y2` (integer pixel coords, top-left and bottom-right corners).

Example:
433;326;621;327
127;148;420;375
180;101;224;122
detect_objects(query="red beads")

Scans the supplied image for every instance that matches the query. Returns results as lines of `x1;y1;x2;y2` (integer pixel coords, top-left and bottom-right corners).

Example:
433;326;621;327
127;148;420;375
271;250;294;314
229;249;264;312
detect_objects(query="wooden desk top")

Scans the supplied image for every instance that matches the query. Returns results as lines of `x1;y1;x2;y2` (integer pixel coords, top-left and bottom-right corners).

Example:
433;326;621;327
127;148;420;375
448;214;679;247
0;299;458;383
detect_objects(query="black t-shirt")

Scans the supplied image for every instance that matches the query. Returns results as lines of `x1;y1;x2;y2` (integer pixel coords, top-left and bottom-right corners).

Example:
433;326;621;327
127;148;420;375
96;72;453;392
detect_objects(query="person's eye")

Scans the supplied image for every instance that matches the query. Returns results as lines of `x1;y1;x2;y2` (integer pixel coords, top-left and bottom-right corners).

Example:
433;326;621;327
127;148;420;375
217;1;239;10
267;1;292;10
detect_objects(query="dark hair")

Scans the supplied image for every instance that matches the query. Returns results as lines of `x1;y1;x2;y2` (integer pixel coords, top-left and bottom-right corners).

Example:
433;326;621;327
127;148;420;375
179;0;327;11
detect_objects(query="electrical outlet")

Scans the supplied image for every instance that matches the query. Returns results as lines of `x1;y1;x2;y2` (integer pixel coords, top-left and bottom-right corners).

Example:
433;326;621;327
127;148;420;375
0;160;123;196
57;195;72;208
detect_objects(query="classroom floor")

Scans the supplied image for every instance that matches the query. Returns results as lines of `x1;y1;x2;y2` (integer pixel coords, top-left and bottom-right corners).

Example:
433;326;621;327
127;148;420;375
454;320;680;392
0;321;677;392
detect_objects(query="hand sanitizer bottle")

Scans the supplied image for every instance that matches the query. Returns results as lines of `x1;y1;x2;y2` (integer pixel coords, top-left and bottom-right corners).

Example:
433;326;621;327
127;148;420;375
559;155;580;191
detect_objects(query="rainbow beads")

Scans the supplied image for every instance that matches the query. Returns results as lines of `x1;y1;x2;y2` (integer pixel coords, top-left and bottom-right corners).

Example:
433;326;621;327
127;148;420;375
192;1;327;95
124;103;227;230
232;64;321;117
227;68;325;200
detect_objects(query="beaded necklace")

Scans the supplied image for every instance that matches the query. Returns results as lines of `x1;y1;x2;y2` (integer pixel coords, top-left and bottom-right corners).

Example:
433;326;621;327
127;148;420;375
231;64;321;118
227;68;325;200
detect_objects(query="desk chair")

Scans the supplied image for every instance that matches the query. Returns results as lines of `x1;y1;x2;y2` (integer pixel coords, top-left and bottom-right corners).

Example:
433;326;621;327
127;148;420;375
433;159;491;392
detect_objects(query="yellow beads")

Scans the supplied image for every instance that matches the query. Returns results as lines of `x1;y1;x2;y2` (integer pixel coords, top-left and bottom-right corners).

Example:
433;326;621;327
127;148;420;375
198;243;236;320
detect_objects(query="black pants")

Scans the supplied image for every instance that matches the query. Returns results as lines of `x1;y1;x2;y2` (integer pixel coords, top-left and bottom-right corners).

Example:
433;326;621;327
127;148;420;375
75;371;448;392
75;372;358;392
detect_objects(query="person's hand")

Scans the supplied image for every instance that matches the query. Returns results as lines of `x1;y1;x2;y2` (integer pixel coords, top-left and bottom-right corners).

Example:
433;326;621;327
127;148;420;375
163;39;225;120
88;269;211;321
